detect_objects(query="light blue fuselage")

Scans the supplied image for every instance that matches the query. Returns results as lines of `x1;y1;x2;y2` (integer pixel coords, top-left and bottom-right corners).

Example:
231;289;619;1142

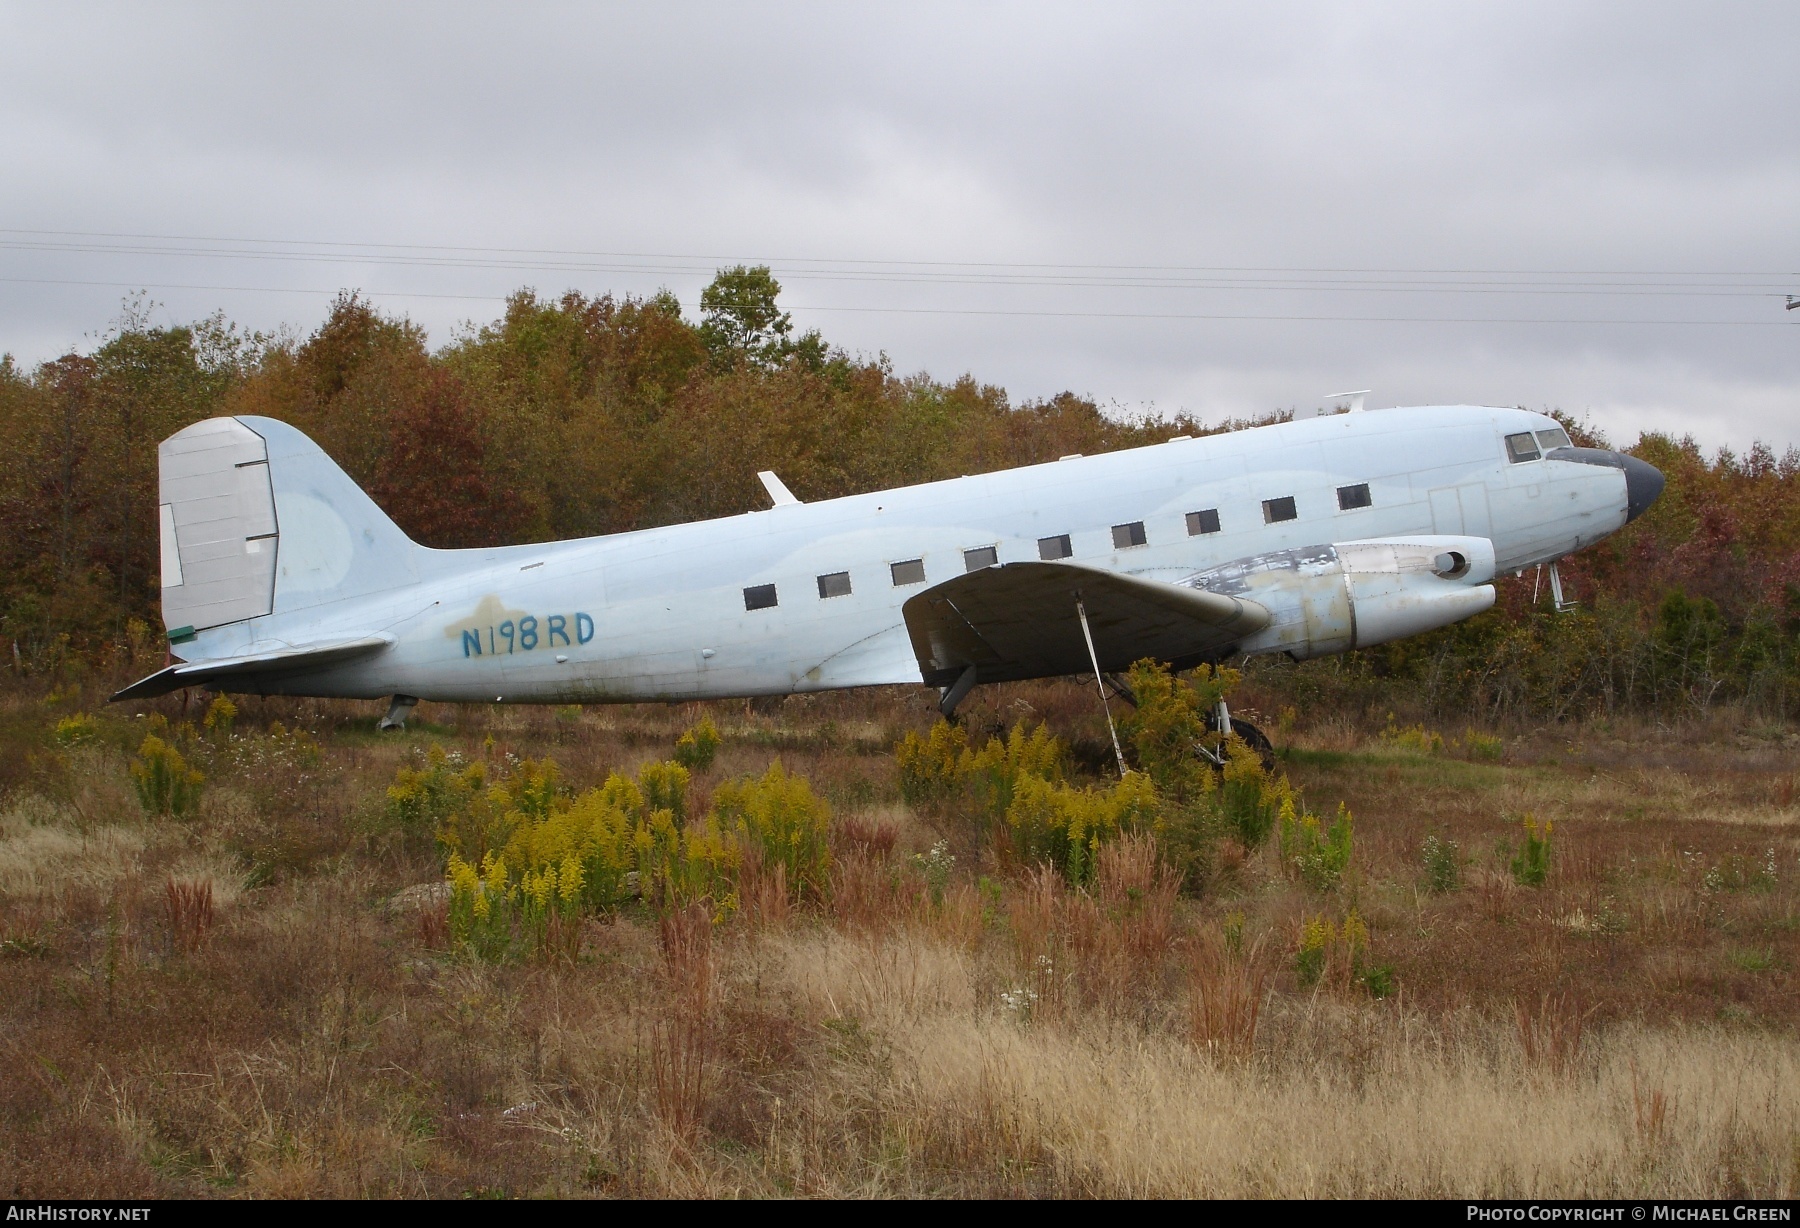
181;405;1632;703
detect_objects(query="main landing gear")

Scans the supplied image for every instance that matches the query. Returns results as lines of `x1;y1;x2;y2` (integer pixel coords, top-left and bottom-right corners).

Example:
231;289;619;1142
1201;698;1276;773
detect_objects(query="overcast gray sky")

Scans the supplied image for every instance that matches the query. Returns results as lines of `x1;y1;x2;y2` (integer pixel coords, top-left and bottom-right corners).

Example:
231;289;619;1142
2;2;1796;451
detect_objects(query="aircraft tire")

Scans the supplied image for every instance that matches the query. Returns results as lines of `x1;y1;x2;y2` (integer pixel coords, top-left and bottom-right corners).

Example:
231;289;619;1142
1208;715;1277;773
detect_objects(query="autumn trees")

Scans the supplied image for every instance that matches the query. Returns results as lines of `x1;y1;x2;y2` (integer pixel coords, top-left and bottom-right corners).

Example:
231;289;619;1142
0;267;1796;721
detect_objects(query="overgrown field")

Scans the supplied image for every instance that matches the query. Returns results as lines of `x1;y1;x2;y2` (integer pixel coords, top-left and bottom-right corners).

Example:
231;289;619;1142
2;673;1797;1198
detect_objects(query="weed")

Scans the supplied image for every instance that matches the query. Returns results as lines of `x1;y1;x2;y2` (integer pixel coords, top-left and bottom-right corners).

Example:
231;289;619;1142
1422;833;1463;893
1381;718;1445;754
1360;962;1397;998
672;714;721;772
711;760;832;900
201;695;236;739
895;718;1063;821
1294;910;1369;990
1120;658;1236;802
895;720;970;807
1515;992;1588;1076
1004;770;1158;886
1460;729;1505;761
1219;738;1285;849
1510;814;1553;888
1188;935;1267;1059
1631;1061;1670;1151
912;839;955;905
51;713;100;747
1222;909;1246;958
130;734;203;816
1280;801;1354;891
165;878;214;953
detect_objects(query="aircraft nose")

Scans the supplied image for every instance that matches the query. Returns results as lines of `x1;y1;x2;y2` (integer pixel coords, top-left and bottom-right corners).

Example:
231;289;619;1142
1621;453;1665;522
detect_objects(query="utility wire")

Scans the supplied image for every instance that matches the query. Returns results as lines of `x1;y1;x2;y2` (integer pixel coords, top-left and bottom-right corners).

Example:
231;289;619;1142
2;227;1793;279
2;276;1791;327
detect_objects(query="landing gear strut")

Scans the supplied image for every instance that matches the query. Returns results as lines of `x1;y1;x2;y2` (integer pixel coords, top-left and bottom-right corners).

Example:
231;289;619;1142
1197;697;1276;773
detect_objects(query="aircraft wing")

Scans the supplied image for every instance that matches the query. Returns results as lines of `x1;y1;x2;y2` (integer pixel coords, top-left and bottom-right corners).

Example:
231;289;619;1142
901;561;1269;688
110;634;395;702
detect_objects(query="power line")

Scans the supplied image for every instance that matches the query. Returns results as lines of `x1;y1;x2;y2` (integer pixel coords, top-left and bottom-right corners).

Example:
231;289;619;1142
0;225;1792;282
3;276;1791;327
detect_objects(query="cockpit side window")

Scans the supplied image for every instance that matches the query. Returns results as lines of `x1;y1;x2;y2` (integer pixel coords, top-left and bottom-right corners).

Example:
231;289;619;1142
1535;427;1571;451
1505;432;1541;463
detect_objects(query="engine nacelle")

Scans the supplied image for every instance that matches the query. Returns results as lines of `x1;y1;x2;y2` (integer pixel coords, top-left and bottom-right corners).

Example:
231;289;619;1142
1188;536;1496;661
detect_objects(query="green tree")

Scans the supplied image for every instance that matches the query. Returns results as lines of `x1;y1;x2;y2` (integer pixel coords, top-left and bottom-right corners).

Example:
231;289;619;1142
698;265;822;370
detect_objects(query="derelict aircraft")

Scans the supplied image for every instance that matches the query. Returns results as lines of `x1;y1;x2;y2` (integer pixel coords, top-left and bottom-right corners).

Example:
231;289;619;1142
113;396;1664;755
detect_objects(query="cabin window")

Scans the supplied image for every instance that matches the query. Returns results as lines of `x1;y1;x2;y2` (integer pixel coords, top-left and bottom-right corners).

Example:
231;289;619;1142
1505;432;1541;463
1336;483;1372;511
890;558;925;586
1038;534;1072;560
1535;427;1571;451
1111;521;1147;549
743;583;778;611
1186;508;1221;535
964;545;998;571
1262;496;1297;524
817;571;851;599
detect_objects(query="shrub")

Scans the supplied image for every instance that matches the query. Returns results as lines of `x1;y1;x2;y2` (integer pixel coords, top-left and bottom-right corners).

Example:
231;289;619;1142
1004;770;1158;886
387;745;486;836
1510;814;1553;887
1381;719;1445;754
1220;739;1286;849
1121;659;1236;801
1280;801;1354;891
1295;910;1371;990
1422;833;1463;893
961;721;1063;818
52;713;100;747
638;760;691;822
130;734;204;816
711;760;832;899
895;719;968;806
1460;729;1505;761
672;714;721;771
912;839;955;906
424;752;833;956
202;695;237;738
895;718;1064;822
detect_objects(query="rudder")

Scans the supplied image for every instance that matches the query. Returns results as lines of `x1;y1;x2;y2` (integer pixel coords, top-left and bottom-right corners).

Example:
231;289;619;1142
159;416;421;635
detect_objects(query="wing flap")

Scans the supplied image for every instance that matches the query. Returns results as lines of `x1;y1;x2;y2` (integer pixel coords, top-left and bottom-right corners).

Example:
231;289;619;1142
901;561;1268;687
110;634;394;702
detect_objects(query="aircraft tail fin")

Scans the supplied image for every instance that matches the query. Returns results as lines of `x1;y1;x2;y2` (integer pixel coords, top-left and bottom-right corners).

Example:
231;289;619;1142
158;416;421;639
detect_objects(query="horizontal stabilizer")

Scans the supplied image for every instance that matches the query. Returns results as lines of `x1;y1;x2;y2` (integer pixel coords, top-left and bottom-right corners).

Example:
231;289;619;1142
902;561;1268;688
110;634;395;702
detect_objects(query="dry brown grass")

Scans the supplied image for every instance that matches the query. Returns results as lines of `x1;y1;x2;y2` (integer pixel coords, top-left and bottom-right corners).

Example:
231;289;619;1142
0;679;1794;1197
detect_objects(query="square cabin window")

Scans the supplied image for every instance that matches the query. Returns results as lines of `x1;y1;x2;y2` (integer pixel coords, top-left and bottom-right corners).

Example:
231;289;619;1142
817;571;851;599
1038;534;1072;560
743;583;778;611
1186;508;1221;536
1505;432;1541;463
1337;483;1372;511
890;558;926;586
1111;521;1147;549
1536;427;1571;451
964;545;998;571
1262;496;1298;524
